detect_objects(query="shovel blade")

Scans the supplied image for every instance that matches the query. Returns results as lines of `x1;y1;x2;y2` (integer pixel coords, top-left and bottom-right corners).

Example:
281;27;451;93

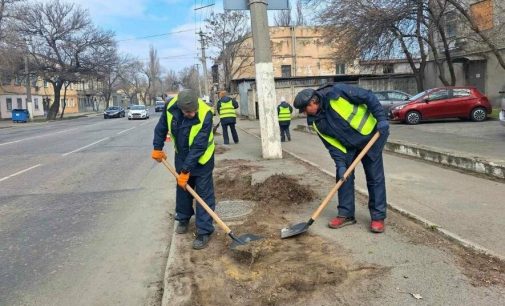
280;222;309;239
229;233;263;249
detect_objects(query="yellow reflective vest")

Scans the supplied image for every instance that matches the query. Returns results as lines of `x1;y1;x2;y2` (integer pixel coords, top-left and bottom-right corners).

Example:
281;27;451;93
313;96;377;153
166;96;215;165
218;100;236;118
278;106;291;122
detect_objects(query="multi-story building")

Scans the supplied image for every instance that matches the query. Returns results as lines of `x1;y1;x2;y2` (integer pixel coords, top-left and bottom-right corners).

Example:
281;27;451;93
427;0;505;106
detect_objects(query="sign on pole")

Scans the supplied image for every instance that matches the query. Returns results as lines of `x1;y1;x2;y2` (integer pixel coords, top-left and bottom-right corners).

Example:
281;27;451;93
223;0;289;10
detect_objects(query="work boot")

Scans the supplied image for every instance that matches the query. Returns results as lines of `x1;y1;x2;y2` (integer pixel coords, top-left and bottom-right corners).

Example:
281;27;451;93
370;220;385;233
192;234;211;250
328;216;356;229
175;220;189;234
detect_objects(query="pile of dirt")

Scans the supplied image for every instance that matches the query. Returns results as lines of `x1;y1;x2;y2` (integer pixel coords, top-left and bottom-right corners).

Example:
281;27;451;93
248;174;315;206
214;145;229;155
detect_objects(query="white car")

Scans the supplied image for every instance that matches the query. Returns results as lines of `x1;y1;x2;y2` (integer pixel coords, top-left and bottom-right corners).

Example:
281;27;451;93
128;105;149;120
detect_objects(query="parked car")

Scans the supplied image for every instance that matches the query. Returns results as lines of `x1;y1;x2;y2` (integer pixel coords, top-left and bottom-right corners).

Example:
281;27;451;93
128;105;149;120
373;90;411;116
103;106;125;119
500;91;505;127
389;87;492;125
154;101;166;112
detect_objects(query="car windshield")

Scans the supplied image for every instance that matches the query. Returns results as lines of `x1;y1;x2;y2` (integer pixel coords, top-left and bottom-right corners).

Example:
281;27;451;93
131;105;146;110
108;107;119;110
156;102;164;106
409;90;430;101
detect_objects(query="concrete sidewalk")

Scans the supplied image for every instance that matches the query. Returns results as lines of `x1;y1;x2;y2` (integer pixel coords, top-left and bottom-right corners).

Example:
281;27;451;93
0;112;100;129
239;119;505;259
162;127;505;305
292;118;505;180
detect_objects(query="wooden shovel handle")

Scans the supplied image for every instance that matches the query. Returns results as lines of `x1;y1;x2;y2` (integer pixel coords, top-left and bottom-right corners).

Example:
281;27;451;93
311;132;381;221
161;159;232;234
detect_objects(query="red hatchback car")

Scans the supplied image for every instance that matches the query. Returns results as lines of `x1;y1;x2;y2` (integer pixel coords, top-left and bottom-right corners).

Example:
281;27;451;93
389;87;492;124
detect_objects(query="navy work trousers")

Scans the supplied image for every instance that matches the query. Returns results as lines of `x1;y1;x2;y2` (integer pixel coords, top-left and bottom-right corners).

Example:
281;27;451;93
222;122;239;144
175;170;215;235
279;122;291;142
337;148;387;221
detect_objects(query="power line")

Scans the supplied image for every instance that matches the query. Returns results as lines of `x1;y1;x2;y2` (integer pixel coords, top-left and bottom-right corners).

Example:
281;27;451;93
117;29;193;42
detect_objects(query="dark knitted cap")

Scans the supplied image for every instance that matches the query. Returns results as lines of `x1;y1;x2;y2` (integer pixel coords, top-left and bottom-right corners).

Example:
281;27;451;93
177;89;198;112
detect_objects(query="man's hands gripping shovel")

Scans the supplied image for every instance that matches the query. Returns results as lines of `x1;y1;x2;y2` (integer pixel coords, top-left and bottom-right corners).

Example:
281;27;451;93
151;149;262;249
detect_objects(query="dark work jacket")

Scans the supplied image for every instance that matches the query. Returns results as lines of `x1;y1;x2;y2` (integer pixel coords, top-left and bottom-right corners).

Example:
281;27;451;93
307;83;389;167
153;103;214;176
277;101;293;126
217;96;239;124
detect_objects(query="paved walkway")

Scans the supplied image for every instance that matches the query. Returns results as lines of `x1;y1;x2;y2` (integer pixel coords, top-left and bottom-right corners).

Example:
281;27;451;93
239;118;505;258
162;127;505;305
0;112;100;129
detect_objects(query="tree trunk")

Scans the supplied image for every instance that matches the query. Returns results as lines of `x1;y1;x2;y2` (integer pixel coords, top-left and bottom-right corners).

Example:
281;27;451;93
60;83;69;119
47;80;63;120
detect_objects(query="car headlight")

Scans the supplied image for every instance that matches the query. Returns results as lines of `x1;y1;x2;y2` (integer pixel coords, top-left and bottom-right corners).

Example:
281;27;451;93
393;105;407;110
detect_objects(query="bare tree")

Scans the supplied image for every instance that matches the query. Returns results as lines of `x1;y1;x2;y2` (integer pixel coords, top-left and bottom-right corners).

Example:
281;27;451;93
163;69;180;93
15;0;115;120
143;45;160;105
295;0;305;26
119;59;147;104
0;0;24;42
274;9;291;26
205;11;252;92
179;66;201;93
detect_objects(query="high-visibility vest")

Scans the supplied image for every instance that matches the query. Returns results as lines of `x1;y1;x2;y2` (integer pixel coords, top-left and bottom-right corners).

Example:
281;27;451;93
329;97;377;135
219;100;236;118
278;106;291;122
166;96;215;165
312;122;347;153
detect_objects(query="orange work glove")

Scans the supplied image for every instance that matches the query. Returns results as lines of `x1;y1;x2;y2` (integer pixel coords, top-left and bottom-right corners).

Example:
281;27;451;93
151;149;167;162
177;171;190;189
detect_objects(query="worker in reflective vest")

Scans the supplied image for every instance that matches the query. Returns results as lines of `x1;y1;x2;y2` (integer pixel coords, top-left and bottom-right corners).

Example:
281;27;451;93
277;97;293;142
217;91;239;145
151;89;216;250
294;83;390;233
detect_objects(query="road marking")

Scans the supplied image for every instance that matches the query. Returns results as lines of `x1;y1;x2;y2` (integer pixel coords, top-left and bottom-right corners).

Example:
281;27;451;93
0;164;42;182
0;128;79;146
117;127;136;135
139;121;151;126
62;137;109;156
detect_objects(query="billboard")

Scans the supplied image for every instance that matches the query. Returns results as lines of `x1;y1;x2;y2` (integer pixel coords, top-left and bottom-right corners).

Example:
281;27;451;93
224;0;290;10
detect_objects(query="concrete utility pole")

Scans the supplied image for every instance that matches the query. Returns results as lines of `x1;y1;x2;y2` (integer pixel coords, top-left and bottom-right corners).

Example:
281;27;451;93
198;31;209;98
249;0;282;159
195;63;202;97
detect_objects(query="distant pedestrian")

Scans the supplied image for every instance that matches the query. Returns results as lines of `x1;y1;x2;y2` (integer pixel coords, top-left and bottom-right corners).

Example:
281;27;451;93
151;89;216;250
293;83;389;233
277;97;293;142
217;91;239;145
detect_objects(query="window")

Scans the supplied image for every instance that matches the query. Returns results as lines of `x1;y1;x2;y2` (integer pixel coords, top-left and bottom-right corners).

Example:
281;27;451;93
15;77;22;86
452;88;471;97
281;65;291;77
388;92;409;101
6;98;12;110
44;80;48;88
17;98;22;108
34;98;39;110
428;89;449;101
383;64;394;74
336;63;346;75
445;11;458;38
374;92;387;100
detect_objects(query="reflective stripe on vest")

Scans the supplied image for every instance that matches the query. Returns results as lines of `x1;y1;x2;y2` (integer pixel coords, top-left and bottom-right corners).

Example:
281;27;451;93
219;100;236;118
278;106;291;122
166;96;215;165
330;97;377;135
312;122;347;153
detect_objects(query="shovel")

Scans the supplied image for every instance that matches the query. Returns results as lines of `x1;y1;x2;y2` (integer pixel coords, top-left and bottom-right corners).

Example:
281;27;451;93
160;159;262;248
280;132;381;239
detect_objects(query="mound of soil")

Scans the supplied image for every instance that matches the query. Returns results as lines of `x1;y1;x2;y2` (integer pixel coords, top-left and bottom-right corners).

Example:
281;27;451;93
249;174;315;206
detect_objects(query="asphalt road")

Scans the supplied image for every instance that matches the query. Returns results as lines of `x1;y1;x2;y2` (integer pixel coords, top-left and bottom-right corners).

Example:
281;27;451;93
0;113;174;305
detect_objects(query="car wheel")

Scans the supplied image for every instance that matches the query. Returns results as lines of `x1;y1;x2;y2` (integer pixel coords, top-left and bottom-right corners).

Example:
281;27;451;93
470;107;487;122
405;111;421;125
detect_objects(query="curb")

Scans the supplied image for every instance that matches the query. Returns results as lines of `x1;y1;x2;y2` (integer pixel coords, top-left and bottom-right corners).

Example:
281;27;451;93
294;124;505;180
240;126;505;263
161;223;179;306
